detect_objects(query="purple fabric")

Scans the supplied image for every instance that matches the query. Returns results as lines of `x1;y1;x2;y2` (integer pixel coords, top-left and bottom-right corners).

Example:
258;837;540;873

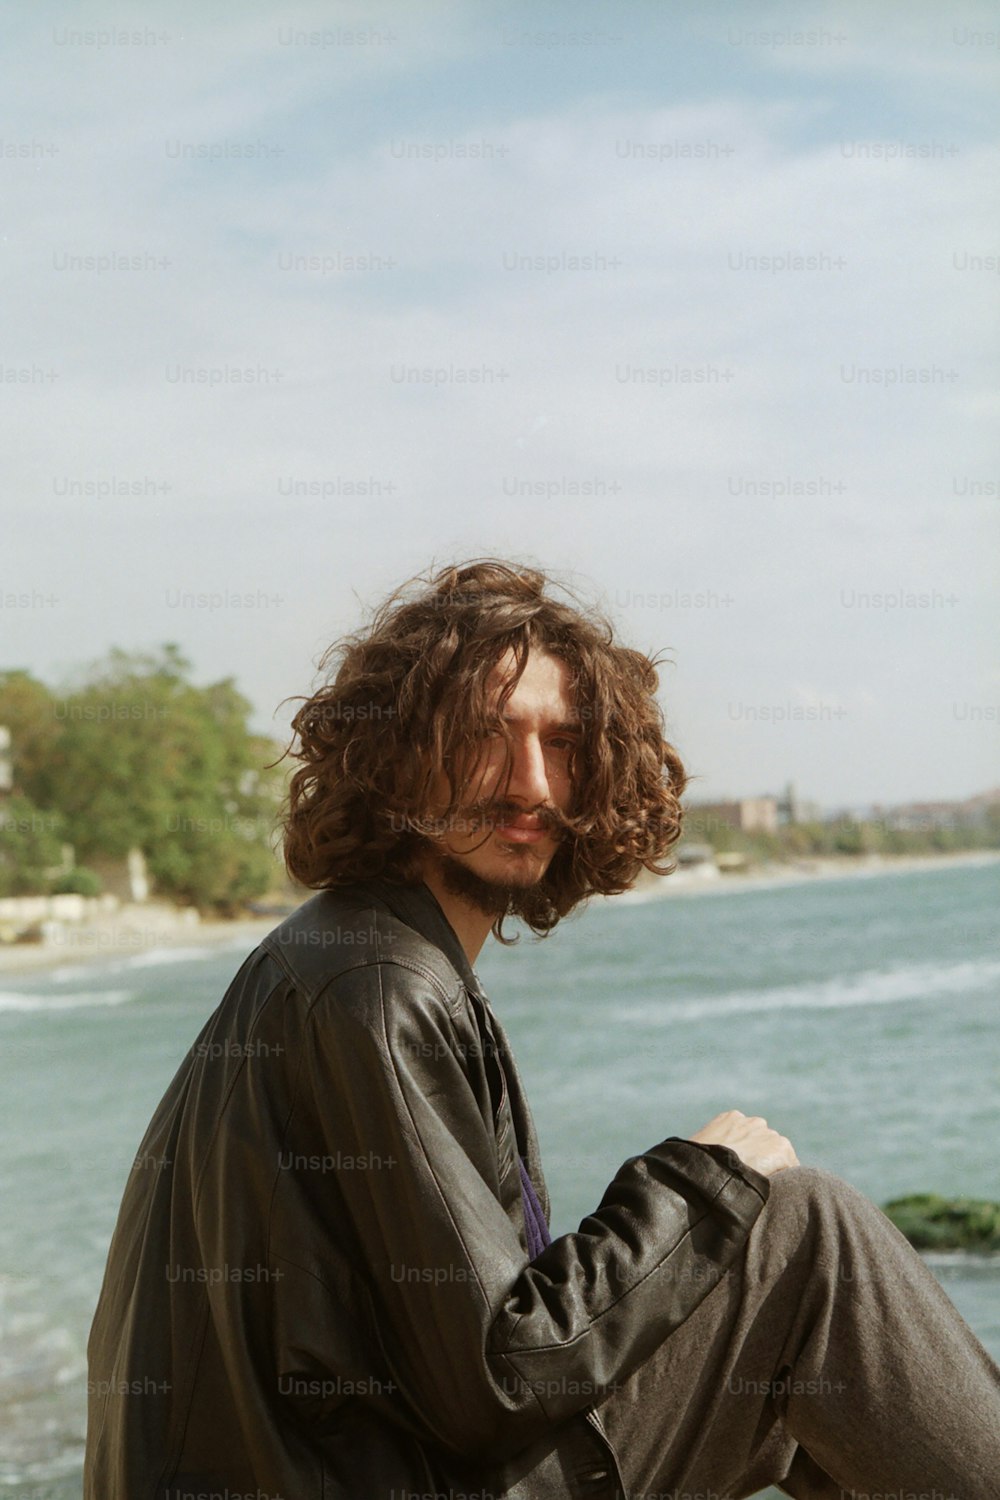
518;1154;552;1259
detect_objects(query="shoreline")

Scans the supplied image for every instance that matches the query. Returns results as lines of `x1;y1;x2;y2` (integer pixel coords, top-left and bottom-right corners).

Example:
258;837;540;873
1;850;997;977
612;847;1000;902
0;911;278;978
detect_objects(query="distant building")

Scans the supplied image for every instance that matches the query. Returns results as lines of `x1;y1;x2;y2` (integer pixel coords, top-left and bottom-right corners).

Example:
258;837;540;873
959;788;1000;825
870;788;1000;833
776;780;822;825
685;796;778;837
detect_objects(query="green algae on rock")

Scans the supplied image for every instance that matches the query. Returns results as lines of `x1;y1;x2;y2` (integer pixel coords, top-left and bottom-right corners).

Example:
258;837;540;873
883;1194;1000;1252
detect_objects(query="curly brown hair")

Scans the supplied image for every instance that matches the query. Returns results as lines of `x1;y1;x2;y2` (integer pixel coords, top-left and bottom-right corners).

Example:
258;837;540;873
278;558;688;941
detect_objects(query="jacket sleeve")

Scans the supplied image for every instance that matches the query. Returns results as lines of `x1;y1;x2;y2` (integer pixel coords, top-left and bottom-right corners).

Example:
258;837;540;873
282;957;769;1462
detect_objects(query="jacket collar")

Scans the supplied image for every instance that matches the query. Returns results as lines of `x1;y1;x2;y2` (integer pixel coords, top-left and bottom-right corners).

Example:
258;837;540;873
357;875;488;1000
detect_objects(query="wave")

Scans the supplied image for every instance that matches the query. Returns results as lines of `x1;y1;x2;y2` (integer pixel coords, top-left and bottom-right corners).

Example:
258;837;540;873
3;937;260;1010
122;944;226;969
45;940;252;985
0;1292;85;1478
615;956;1000;1025
0;988;135;1013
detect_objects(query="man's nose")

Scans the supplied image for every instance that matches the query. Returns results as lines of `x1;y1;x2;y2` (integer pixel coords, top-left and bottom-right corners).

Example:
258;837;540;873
505;734;550;806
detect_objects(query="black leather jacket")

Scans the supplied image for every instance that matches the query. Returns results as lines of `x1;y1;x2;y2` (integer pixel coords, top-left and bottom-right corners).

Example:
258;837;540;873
85;876;770;1499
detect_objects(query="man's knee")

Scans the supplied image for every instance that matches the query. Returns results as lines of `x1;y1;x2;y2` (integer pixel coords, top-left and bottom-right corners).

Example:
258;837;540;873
767;1163;867;1212
757;1165;879;1249
759;1165;895;1283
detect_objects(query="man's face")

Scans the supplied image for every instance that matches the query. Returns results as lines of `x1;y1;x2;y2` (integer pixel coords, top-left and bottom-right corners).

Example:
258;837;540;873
417;647;579;919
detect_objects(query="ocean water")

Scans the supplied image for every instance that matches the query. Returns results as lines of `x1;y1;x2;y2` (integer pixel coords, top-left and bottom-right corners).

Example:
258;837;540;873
1;858;997;1496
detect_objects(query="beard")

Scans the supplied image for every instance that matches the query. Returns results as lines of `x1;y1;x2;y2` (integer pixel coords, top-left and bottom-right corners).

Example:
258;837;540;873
430;843;562;929
415;795;568;929
436;850;529;918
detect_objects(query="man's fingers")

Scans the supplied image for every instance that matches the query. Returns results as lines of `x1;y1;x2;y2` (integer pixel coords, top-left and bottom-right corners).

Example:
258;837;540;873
688;1109;800;1178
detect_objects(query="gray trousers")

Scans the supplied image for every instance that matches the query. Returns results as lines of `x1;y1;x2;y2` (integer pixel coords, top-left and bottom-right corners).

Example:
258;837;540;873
590;1166;1000;1499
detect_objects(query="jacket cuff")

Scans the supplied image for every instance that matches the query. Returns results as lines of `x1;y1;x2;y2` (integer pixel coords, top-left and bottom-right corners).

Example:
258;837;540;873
668;1135;771;1204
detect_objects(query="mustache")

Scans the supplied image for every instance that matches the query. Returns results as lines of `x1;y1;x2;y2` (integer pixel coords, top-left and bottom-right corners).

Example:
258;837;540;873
398;802;565;838
463;801;561;832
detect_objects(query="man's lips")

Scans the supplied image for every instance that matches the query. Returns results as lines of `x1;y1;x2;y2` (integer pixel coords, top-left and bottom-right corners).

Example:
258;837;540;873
493;817;548;844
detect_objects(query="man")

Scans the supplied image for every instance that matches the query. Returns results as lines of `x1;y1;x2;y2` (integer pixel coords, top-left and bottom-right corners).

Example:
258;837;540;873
85;559;1000;1498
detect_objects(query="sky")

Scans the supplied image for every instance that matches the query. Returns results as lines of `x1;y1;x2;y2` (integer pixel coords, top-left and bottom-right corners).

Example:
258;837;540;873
3;0;998;811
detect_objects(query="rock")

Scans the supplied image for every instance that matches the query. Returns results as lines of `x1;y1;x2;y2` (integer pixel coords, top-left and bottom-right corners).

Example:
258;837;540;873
882;1194;1000;1252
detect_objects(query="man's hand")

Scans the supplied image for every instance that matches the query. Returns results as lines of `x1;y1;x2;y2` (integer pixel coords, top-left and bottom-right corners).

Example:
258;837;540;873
689;1110;800;1177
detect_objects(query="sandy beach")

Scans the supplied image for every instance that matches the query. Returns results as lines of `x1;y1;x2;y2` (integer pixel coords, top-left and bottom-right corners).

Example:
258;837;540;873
0;909;278;978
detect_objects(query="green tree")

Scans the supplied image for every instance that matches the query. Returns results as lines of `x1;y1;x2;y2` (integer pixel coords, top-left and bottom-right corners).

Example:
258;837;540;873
0;795;66;896
1;644;286;910
0;669;61;797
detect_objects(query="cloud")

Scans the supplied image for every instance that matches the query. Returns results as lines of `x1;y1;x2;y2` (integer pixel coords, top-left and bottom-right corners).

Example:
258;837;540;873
3;1;997;804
